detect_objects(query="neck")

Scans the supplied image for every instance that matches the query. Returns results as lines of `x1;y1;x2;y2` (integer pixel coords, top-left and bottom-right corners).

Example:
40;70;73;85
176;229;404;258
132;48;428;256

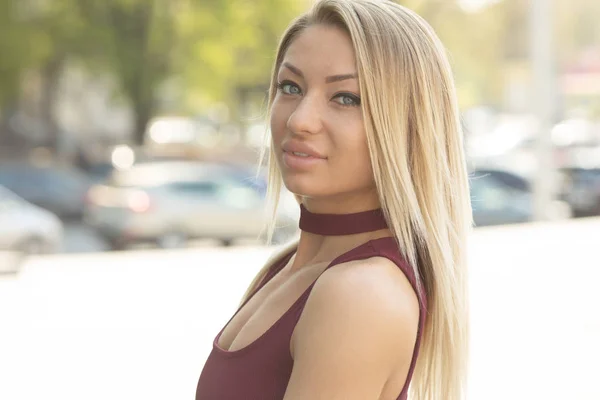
301;191;381;215
290;229;391;272
289;201;392;271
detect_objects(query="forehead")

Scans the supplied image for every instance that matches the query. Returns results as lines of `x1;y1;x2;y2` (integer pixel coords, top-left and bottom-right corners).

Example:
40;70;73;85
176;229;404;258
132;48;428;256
281;24;357;74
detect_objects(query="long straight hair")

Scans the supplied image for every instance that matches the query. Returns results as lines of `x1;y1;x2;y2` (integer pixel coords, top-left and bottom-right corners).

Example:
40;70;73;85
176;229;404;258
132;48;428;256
242;1;472;399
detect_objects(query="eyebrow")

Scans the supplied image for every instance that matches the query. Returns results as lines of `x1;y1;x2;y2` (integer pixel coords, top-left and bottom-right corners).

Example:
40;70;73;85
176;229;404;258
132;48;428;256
282;62;357;84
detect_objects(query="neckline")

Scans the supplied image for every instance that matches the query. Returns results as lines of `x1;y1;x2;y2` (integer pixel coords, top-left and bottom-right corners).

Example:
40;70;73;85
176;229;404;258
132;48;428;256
212;237;396;357
299;204;388;236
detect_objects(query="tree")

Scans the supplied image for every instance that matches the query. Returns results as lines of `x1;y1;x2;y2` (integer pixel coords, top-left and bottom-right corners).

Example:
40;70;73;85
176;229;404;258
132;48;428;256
3;0;598;150
178;0;306;140
76;0;179;145
0;0;89;150
0;1;29;110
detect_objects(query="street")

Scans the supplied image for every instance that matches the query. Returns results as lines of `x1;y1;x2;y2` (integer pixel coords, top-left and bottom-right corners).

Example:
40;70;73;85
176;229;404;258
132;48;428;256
60;223;268;253
0;218;599;399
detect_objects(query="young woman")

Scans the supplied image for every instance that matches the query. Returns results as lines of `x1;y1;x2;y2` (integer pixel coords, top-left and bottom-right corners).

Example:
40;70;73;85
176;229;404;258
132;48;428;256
196;0;471;399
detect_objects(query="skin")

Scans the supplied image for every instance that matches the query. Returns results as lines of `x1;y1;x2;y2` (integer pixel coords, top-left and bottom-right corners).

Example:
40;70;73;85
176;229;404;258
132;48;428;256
271;26;377;216
218;24;420;400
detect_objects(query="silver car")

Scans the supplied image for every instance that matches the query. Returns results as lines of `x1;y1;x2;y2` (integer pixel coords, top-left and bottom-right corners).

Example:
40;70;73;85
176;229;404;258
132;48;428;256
470;169;571;226
0;186;63;254
84;161;299;249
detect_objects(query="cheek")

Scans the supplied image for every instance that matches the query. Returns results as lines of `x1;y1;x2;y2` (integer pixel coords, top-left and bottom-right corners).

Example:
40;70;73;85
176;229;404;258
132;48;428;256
329;117;374;184
270;100;289;144
331;114;369;163
348;143;374;183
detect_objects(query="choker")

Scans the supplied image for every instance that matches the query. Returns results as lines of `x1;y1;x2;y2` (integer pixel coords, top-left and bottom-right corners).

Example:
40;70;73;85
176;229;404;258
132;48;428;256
299;204;388;236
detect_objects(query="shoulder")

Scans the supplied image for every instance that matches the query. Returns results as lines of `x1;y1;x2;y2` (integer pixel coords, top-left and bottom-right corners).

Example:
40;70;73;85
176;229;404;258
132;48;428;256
306;256;420;332
286;256;421;398
292;255;420;364
324;255;418;306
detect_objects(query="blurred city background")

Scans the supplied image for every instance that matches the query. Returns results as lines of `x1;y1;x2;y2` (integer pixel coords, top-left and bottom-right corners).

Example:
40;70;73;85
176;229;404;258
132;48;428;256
0;0;599;253
0;0;599;399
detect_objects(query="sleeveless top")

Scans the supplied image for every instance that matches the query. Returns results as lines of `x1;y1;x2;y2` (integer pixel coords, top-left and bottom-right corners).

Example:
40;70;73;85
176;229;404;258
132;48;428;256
196;205;427;400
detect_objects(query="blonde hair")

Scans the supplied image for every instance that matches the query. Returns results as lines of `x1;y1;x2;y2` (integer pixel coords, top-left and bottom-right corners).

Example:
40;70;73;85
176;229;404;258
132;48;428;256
244;1;472;399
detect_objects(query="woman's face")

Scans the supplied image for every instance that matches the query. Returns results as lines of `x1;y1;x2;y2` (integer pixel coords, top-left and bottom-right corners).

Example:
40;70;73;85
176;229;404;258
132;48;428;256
270;24;378;211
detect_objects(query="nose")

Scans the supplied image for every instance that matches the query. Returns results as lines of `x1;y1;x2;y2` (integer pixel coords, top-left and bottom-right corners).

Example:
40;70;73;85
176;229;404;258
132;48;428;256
286;94;323;135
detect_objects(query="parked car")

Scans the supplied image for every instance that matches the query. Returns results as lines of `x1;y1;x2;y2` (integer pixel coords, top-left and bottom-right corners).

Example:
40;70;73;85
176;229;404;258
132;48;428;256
469;168;571;227
558;167;600;217
86;161;115;184
0;186;63;254
470;169;533;227
0;163;92;219
82;147;188;184
84;161;299;249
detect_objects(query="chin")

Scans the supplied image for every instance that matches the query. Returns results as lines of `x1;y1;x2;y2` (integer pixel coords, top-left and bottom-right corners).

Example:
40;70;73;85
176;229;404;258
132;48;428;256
283;172;379;208
281;171;325;198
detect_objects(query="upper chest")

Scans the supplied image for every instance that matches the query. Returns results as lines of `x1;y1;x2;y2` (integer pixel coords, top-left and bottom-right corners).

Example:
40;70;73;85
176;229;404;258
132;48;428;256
217;259;329;353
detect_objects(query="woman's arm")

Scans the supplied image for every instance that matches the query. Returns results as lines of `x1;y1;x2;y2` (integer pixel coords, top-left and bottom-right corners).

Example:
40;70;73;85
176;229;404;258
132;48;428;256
284;257;420;400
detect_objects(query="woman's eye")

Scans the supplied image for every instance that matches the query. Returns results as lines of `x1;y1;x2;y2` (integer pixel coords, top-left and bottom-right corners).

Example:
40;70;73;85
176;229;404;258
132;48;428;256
278;81;301;95
333;93;361;107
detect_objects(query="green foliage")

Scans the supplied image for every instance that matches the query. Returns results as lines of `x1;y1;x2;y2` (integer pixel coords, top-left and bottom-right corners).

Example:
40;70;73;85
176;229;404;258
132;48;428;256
0;1;25;107
178;0;305;109
1;0;599;139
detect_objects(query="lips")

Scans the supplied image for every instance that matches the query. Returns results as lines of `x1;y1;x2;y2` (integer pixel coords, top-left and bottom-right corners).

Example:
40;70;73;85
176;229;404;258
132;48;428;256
280;140;327;170
281;141;326;159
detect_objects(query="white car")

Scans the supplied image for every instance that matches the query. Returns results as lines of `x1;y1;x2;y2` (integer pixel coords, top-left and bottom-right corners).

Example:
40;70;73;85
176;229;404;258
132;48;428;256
0;186;63;254
84;161;299;249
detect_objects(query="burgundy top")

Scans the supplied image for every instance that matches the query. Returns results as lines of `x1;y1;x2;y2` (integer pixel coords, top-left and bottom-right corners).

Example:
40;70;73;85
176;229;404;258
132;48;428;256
196;206;427;400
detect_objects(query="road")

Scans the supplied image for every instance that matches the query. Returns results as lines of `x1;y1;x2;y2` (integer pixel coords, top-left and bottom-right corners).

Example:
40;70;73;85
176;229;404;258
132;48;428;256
1;218;599;400
61;223;266;253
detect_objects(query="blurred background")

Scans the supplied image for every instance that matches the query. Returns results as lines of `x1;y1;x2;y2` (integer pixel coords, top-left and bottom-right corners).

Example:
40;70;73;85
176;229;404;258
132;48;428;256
0;0;599;254
0;0;599;399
